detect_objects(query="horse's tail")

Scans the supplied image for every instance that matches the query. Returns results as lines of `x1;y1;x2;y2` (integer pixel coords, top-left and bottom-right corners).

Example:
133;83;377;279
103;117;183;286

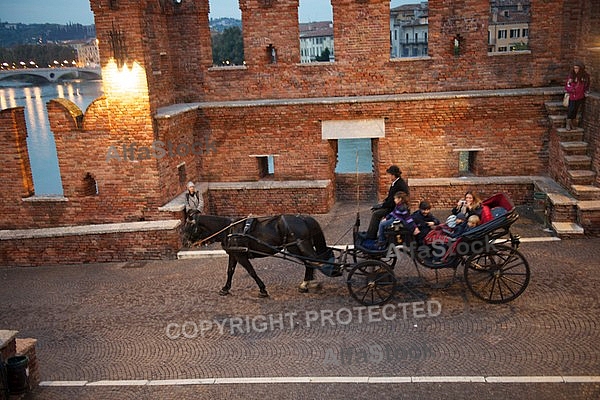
303;216;331;259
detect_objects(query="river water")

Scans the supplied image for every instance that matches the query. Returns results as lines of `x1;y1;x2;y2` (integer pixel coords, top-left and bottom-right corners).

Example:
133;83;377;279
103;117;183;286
0;79;370;195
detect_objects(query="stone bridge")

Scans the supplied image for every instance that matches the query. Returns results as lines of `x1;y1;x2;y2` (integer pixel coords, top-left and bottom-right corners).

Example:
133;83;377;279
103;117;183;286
0;67;102;83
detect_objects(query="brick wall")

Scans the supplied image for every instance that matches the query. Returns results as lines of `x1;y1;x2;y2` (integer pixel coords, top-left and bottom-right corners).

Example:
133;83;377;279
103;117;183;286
207;183;335;217
88;0;584;112
0;108;34;224
408;182;534;212
0;226;182;267
190;91;555;202
583;94;600;188
335;173;377;202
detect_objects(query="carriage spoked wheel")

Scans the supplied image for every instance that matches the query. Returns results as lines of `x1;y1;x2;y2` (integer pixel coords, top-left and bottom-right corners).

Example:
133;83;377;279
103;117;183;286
347;259;397;306
464;244;530;304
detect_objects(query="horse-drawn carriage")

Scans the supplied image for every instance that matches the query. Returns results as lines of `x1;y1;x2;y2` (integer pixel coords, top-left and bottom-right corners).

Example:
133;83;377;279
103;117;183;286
182;193;530;306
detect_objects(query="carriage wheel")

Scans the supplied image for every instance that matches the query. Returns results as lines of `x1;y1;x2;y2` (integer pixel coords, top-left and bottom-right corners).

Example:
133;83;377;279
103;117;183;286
347;260;397;306
464;244;530;304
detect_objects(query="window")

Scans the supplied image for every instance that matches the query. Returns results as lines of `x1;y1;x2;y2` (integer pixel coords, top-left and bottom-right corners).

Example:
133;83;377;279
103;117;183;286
82;172;98;196
335;139;373;173
255;155;275;178
299;1;334;63
209;0;244;66
458;151;479;175
177;163;187;185
390;1;429;59
489;1;531;54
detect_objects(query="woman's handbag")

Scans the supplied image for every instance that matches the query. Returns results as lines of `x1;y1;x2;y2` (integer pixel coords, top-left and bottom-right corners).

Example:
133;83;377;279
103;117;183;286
563;92;570;107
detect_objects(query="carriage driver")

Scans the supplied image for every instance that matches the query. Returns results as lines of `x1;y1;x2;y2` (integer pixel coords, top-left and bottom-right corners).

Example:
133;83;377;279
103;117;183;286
366;165;410;240
184;181;204;220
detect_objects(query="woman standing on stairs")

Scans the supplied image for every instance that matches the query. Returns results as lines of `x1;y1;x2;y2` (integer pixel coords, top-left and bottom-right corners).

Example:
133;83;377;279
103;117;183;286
564;61;591;131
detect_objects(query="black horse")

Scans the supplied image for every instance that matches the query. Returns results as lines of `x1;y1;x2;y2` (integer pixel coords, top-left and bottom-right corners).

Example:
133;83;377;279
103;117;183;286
182;214;339;297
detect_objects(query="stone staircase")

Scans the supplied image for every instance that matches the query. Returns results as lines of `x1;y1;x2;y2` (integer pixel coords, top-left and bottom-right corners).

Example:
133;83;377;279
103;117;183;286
545;100;600;236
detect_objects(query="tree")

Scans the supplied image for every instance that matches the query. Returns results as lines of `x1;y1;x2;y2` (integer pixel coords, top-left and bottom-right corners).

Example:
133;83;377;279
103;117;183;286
212;26;244;66
0;44;77;67
315;47;331;62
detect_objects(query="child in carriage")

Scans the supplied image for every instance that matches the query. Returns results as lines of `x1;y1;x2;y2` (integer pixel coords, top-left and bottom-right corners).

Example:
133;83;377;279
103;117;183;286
376;191;420;248
412;200;441;245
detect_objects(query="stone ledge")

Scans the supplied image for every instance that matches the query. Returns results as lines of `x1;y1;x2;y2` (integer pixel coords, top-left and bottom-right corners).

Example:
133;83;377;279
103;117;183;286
155;86;564;119
0;330;19;349
409;175;539;187
551;222;584;235
532;177;578;206
578;200;600;211
0;220;181;240
22;195;68;202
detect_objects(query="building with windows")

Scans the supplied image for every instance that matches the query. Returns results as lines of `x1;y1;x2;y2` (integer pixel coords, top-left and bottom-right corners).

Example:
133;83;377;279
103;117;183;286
72;39;100;68
390;2;429;58
299;21;334;63
488;0;531;52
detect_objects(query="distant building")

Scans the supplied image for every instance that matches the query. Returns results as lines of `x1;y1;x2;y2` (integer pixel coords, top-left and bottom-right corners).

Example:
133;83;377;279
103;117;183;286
488;0;531;52
299;21;334;63
390;2;429;58
71;39;100;68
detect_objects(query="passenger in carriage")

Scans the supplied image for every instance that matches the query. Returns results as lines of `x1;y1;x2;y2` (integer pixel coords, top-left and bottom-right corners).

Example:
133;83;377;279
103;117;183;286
411;201;440;245
452;214;480;237
451;190;487;220
454;190;495;223
376;191;420;248
448;212;468;237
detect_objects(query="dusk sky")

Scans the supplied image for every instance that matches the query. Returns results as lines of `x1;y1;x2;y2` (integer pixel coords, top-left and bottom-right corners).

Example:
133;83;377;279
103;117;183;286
1;0;414;25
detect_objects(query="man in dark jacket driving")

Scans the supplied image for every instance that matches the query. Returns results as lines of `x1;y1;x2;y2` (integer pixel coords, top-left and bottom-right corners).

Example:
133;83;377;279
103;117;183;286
366;165;409;239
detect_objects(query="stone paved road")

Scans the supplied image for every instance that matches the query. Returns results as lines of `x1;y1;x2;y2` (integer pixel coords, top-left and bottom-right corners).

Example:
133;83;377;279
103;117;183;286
1;204;599;399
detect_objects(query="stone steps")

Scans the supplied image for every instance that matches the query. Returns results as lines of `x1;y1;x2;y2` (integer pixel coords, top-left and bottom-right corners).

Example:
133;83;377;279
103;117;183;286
560;141;589;155
544;100;567;114
545;97;599;235
555;129;584;142
577;201;600;235
567;170;597;185
564;154;592;169
571;185;600;201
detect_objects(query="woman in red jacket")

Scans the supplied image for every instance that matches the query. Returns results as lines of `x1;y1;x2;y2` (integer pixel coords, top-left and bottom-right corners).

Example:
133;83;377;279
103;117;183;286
565;61;591;130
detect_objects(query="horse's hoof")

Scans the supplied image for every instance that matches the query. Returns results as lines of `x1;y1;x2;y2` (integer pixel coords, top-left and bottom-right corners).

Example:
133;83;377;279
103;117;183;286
298;286;308;293
218;289;230;296
258;291;269;298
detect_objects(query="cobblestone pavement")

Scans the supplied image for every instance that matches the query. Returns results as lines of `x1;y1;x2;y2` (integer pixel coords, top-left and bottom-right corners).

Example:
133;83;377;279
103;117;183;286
1;203;599;399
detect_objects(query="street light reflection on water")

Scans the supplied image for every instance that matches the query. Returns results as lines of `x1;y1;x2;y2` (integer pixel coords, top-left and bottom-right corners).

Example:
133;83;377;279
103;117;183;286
0;79;104;195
